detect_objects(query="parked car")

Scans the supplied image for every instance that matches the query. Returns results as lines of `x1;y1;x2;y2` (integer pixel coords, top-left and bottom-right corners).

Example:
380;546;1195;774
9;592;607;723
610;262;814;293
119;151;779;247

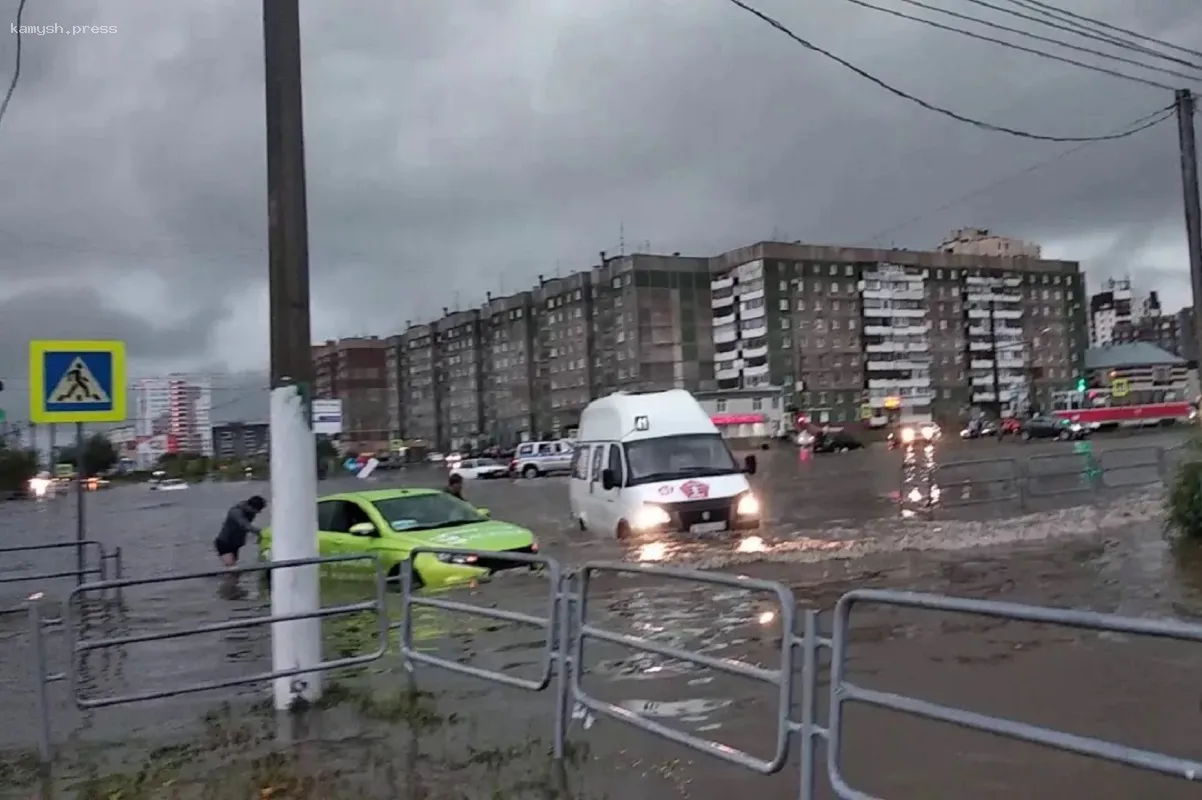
509;440;575;478
449;458;510;480
1019;416;1088;441
813;430;864;453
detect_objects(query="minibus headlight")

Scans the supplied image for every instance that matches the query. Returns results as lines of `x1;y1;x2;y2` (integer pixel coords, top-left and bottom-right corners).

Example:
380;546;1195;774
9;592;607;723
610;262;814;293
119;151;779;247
736;493;760;516
632;504;671;531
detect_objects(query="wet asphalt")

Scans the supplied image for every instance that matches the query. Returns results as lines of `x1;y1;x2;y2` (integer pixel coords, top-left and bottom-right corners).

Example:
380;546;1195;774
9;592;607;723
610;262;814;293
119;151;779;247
1;429;1201;799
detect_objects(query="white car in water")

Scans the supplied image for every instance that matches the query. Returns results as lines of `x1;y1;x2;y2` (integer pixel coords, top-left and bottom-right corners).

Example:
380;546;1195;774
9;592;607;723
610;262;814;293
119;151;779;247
449;458;510;480
152;478;189;491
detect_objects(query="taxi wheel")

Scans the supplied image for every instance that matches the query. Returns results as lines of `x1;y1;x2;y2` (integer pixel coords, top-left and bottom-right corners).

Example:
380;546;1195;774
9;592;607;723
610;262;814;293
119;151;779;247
387;564;423;591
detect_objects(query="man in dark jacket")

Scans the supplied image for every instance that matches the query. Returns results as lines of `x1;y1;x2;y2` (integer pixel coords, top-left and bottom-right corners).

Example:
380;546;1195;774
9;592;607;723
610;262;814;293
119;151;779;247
445;473;464;500
214;495;266;566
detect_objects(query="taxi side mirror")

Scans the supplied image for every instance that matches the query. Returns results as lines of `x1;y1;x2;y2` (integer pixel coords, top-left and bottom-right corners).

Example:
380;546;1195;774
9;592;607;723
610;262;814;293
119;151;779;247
476;507;490;517
349;522;378;537
744;455;758;475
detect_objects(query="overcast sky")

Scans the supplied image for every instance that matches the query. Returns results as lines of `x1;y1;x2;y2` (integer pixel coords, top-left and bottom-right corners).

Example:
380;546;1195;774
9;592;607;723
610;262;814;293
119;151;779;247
1;0;1201;422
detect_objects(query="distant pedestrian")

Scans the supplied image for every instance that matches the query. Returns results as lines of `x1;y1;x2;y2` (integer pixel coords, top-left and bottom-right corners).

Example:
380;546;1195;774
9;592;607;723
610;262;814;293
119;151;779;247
214;495;266;567
446;473;465;501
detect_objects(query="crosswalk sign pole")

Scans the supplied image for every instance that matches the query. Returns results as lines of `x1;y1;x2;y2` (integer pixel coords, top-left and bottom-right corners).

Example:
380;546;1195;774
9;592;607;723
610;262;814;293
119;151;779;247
75;422;87;586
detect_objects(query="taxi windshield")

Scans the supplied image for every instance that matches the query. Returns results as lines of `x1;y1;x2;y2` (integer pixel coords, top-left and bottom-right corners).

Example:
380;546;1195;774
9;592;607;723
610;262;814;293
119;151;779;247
623;434;740;485
371;493;484;531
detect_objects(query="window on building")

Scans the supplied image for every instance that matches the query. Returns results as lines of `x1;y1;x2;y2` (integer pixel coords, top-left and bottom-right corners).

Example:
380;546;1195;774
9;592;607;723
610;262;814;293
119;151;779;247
752;397;763;410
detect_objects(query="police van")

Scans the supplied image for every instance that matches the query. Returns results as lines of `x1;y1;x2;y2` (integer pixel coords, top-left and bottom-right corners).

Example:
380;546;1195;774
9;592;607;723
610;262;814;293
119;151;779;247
569;389;760;539
510;439;576;478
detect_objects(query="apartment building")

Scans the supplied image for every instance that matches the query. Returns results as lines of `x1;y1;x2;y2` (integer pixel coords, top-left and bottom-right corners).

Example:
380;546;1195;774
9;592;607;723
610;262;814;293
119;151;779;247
533;272;594;435
1089;278;1135;347
211;422;270;461
708;241;1086;424
311;337;390;449
1113;291;1184;357
438;309;486;448
481;290;539;443
938;228;1041;258
1178;307;1197;362
592;253;714;397
384;334;405;439
399;323;439;445
131;376;213;456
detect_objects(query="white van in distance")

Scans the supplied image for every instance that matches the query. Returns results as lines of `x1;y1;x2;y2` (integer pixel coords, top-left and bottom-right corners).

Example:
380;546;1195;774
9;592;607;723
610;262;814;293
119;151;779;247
569;389;760;539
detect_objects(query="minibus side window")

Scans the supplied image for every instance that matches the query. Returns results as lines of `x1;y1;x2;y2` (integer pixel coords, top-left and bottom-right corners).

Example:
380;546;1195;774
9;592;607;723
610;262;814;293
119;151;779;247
571;446;591;480
590;444;605;483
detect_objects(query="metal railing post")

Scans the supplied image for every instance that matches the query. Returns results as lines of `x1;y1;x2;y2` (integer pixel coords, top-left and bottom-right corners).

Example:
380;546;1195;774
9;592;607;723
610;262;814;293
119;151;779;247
28;599;53;763
798;609;819;800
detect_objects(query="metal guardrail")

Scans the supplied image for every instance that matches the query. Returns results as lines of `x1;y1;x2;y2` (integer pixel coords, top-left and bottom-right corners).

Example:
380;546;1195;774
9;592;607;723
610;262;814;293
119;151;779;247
827;589;1202;798
25;553;388;761
927;444;1178;516
19;546;1202;795
1;541;123;616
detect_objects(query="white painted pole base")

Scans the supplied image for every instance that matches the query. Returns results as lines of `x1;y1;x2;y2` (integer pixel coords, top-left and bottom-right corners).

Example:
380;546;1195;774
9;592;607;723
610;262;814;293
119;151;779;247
269;385;322;710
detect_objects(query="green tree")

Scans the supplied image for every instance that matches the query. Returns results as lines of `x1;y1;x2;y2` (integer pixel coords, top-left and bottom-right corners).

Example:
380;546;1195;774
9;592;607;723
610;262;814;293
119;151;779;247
0;442;40;494
57;433;118;477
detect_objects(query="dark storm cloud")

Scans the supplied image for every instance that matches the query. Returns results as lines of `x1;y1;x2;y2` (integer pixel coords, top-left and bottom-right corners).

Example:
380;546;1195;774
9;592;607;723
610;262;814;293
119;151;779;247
1;0;1201;377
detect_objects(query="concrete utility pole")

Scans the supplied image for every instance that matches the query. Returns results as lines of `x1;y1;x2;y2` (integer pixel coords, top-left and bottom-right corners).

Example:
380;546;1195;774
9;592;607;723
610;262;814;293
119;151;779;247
1176;89;1202;365
263;0;321;711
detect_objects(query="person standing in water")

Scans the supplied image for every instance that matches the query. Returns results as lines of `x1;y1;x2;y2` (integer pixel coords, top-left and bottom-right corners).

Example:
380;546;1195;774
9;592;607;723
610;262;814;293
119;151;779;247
215;495;266;566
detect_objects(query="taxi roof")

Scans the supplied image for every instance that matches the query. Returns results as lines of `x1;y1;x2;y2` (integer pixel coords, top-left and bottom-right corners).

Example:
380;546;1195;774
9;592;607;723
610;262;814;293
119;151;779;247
578;389;718;443
321;487;440;503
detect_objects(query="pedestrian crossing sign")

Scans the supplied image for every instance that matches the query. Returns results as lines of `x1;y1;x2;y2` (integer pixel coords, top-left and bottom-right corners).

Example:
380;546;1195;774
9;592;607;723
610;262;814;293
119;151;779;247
28;340;127;423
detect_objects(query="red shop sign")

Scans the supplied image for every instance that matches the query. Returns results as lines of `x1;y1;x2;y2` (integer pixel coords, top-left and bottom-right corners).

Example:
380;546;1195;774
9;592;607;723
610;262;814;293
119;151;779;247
711;413;766;425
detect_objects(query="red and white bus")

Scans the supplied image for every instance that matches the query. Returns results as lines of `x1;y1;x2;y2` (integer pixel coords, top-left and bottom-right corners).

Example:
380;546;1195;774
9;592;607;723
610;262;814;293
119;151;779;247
1050;388;1196;428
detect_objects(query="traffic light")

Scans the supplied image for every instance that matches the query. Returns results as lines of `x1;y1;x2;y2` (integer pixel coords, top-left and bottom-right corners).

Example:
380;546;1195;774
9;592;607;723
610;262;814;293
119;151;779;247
1075;377;1086;392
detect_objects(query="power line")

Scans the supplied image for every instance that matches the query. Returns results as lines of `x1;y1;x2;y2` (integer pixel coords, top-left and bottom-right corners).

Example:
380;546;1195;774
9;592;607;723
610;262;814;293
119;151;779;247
723;0;1176;140
1002;0;1202;61
859;106;1177;244
831;0;1177;90
0;0;28;130
877;0;1202;84
968;0;1202;72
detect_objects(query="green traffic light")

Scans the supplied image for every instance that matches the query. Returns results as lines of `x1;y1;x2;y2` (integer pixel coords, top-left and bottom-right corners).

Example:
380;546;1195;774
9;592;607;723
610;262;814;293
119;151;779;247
1075;379;1086;392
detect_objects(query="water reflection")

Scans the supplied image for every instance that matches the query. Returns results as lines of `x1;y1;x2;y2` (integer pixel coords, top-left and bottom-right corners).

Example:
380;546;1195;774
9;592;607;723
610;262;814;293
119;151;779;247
899;442;939;518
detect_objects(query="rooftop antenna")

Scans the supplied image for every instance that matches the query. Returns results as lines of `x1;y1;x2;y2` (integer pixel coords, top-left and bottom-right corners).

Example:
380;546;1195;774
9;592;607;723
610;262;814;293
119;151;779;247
619;221;626;256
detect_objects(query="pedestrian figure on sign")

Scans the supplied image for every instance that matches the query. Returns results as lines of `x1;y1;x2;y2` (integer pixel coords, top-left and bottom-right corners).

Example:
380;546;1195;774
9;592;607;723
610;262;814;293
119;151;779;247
57;363;100;401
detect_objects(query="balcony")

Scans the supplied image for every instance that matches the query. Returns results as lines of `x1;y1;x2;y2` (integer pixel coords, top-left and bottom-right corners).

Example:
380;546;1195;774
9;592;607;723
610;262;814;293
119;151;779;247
711;293;735;309
740;304;766;321
714;312;736;327
716;366;741;381
711;275;734;290
739;286;766;303
743;362;770;377
743;343;769;359
741;323;768;339
862;288;925;302
715;347;739;362
714;327;738;345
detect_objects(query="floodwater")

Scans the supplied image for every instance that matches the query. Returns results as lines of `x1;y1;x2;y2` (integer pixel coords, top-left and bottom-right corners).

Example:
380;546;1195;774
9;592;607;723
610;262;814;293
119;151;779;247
1;430;1201;798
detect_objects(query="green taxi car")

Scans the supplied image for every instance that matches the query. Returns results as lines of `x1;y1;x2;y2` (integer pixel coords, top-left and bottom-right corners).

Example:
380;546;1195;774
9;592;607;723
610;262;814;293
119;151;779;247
259;488;538;589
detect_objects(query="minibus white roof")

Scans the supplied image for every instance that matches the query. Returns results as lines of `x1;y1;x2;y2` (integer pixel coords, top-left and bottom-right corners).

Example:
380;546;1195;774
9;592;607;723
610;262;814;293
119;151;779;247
578;390;718;443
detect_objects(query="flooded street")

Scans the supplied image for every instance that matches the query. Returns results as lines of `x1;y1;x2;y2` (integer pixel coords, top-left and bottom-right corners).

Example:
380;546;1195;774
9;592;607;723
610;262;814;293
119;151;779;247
2;431;1201;798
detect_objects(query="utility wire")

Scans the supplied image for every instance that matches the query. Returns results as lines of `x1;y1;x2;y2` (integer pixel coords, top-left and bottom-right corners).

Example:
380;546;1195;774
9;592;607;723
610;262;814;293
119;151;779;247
1002;0;1202;61
859;105;1176;244
969;0;1202;72
831;0;1176;90
879;0;1202;84
0;0;28;130
723;0;1176;140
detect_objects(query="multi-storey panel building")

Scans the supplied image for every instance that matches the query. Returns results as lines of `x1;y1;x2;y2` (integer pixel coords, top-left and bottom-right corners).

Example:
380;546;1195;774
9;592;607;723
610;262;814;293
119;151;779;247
437;309;485;449
1089;278;1134;347
593;253;714;395
481;291;539;444
384;334;405;439
861;264;932;424
311;337;390;450
533;272;594;435
399;323;440;446
707;242;1086;425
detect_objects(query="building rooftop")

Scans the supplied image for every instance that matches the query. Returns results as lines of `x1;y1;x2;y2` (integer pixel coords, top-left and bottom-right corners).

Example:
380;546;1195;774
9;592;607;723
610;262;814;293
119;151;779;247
1084;342;1185;370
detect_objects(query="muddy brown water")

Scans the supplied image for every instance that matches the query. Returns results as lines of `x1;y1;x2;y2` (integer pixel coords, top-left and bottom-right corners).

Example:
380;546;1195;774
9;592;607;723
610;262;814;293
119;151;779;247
2;432;1201;798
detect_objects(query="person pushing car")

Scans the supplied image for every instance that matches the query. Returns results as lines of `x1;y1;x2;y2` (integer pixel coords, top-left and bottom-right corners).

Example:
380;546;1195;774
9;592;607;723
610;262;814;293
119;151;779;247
214;495;266;566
